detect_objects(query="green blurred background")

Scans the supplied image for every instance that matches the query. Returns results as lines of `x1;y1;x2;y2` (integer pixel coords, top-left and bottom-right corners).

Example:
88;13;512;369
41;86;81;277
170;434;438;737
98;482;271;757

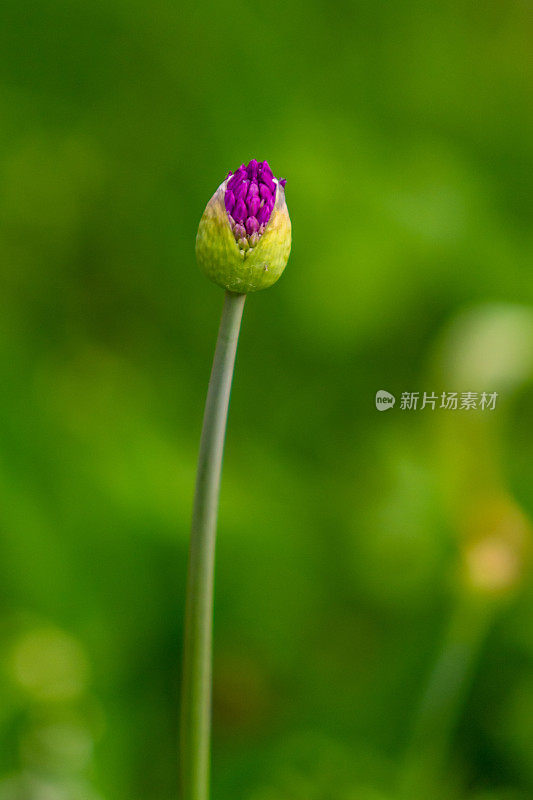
1;0;533;798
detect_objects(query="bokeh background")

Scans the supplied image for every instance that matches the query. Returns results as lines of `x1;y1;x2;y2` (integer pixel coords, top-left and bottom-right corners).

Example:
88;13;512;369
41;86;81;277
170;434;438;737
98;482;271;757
1;0;533;798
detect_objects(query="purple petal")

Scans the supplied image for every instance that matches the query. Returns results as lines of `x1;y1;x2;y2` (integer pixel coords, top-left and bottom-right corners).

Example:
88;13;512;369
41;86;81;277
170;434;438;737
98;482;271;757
247;181;259;198
246;159;259;179
234;179;249;201
245;216;259;235
260;175;276;195
233;198;247;223
227;167;246;192
225;190;235;214
247;195;261;217
259;184;272;203
257;204;271;225
259;161;273;181
279;178;286;188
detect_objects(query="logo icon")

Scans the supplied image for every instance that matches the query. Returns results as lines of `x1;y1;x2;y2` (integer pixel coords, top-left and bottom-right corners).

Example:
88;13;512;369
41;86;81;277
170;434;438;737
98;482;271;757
375;390;395;411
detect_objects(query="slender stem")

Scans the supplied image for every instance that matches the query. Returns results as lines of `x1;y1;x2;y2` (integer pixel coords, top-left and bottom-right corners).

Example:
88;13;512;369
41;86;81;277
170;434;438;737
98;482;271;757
399;591;494;799
179;290;246;800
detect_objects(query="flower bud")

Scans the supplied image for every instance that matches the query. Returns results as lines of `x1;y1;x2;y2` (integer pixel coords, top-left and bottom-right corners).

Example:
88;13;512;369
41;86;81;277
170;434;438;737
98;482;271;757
196;159;292;293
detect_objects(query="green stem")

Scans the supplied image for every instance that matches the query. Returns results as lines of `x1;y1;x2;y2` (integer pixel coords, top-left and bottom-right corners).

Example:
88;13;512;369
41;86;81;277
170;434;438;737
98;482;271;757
399;591;495;799
180;290;246;800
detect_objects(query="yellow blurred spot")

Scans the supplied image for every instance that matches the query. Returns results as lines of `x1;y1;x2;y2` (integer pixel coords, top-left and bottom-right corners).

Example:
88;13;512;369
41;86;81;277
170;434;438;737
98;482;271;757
9;628;89;702
462;497;531;594
465;537;521;592
440;304;533;392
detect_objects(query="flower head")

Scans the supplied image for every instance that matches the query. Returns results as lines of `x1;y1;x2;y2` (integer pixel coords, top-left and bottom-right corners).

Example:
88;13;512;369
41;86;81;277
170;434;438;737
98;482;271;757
196;159;291;293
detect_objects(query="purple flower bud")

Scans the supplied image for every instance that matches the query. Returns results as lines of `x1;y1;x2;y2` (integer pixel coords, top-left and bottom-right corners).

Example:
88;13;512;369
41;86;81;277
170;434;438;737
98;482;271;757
245;216;259;235
234;180;249;201
222;158;288;255
227;167;246;192
233;222;246;240
261;176;276;195
256;203;271;225
247;195;261;217
246;159;259;179
259;184;273;203
233;198;247;223
259;161;273;181
225;190;235;215
279;178;286;188
198;158;291;292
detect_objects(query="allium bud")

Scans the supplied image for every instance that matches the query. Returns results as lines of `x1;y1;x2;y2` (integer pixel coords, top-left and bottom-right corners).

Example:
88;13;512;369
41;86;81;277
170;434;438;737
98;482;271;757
196;159;292;293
